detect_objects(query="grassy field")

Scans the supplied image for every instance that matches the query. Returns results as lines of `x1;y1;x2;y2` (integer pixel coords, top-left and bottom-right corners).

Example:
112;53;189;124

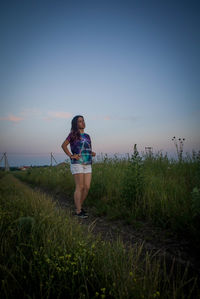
13;146;200;244
0;171;199;298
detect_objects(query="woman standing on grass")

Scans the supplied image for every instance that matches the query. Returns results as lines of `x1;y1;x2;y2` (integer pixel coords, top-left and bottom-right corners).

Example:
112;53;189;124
61;115;96;218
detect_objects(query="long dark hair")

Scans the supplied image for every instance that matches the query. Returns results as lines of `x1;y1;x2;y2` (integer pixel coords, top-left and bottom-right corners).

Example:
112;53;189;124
70;115;83;142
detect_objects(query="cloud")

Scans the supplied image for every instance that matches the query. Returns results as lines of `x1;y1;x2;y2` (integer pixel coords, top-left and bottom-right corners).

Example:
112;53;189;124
43;111;72;121
0;107;42;123
20;108;42;118
90;115;137;121
0;114;24;122
104;115;111;120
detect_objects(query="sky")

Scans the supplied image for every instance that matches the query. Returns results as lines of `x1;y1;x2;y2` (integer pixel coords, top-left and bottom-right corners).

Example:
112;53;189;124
0;0;200;166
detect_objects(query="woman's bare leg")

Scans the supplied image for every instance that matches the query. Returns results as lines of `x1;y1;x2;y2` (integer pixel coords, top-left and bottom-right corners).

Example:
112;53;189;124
73;173;84;213
81;173;92;206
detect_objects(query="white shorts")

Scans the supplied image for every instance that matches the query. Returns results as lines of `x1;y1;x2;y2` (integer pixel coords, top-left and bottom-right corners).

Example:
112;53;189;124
70;163;92;175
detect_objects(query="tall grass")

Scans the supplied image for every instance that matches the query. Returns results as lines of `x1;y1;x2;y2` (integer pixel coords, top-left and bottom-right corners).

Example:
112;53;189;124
14;147;200;243
0;173;199;298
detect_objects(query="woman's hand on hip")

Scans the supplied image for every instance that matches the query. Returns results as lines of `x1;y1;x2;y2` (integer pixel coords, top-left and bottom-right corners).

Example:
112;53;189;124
92;151;96;157
71;154;81;160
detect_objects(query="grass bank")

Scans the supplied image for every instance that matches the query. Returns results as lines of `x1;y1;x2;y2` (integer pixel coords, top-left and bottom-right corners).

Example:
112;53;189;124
14;148;200;244
0;172;199;298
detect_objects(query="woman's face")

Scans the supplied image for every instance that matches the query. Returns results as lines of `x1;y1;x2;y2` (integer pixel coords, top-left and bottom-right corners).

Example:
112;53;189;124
77;117;85;129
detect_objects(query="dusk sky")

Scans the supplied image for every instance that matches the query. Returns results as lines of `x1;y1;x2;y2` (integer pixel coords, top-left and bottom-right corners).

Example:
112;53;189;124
0;0;200;166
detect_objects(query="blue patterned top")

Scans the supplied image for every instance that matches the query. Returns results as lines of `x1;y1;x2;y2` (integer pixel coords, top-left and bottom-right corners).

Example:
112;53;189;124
66;132;92;165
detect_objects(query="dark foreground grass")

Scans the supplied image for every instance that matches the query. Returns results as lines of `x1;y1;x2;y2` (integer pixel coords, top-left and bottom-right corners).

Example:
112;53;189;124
0;172;199;298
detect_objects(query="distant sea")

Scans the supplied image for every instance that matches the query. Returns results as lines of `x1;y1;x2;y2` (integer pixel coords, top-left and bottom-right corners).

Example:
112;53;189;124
0;153;67;167
0;150;185;167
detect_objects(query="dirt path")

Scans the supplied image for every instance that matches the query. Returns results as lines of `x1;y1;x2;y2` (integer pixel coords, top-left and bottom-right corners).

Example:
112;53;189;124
22;180;200;278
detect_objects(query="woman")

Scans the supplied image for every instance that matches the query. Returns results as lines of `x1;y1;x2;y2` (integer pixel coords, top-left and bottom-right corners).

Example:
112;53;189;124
61;115;96;218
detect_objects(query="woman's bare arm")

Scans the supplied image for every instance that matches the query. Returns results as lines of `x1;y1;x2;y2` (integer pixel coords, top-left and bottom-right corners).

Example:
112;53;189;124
61;139;73;158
